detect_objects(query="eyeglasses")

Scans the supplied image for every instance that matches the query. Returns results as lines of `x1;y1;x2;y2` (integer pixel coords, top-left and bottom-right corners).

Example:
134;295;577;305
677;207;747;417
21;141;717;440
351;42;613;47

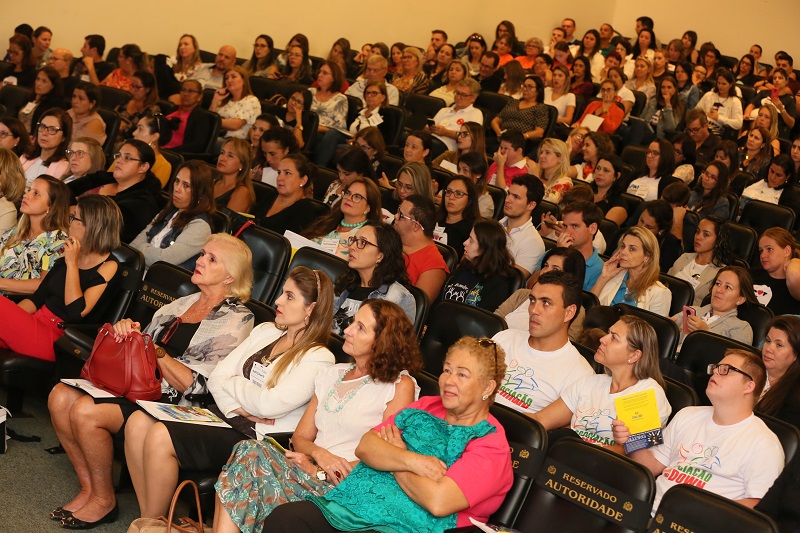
395;181;414;193
646;149;660;156
456;131;470;138
289;96;305;105
707;363;753;381
364;90;381;97
179;88;201;94
0;131;13;139
476;338;499;379
37;123;62;135
443;188;467;199
65;149;88;159
131;84;145;90
396;210;424;230
347;235;378;249
454;91;472;98
114;152;142;163
701;170;718;181
68;213;83;224
686;126;703;134
342;189;365;203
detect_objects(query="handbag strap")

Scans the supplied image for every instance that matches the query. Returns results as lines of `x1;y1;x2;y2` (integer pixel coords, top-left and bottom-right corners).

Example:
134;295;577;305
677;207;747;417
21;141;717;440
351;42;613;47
163;480;204;533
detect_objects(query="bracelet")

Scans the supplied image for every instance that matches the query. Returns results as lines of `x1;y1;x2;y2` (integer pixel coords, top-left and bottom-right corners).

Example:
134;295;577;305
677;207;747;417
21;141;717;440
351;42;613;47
156;346;167;359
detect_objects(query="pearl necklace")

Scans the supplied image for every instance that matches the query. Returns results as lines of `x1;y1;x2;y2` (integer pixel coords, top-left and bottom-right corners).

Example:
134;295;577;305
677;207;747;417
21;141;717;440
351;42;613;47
323;364;373;413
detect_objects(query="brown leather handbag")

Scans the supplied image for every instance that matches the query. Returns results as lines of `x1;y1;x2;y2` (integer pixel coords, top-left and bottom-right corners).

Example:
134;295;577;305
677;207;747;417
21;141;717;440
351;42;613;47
81;323;162;402
126;480;209;533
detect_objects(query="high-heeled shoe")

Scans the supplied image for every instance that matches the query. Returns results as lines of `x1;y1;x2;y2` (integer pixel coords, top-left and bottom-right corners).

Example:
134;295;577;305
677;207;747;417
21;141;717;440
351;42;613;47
49;507;73;521
59;503;119;530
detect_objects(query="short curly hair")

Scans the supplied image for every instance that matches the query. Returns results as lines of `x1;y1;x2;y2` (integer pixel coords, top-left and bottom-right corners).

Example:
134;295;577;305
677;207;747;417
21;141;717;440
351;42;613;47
362;299;422;382
446;336;507;404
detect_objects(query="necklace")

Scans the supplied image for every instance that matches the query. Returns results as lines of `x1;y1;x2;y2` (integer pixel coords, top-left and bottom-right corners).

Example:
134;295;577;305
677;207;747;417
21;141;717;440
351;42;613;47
340;219;367;229
261;333;288;365
323;364;373;413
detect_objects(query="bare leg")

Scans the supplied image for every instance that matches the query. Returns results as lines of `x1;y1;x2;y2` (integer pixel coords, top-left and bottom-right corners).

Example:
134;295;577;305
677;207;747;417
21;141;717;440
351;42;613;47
213;496;241;533
48;384;93;511
124;411;158;515
139;422;180;517
69;395;124;522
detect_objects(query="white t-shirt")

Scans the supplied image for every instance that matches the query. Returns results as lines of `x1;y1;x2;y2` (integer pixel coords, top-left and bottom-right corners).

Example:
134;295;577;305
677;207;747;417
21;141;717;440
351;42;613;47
674;259;710;290
561;374;671;447
742;180;783;206
649;407;784;513
544;88;576;119
431;104;484;151
499;217;545;277
493;329;594;414
627;175;661;201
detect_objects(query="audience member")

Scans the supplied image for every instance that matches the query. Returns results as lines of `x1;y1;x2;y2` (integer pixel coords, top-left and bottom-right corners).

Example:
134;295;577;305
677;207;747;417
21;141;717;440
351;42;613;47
70;34;113;84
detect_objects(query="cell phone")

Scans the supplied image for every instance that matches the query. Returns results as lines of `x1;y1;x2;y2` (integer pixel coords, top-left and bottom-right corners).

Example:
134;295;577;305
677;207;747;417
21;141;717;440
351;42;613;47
771;87;779;99
544;220;564;230
264;436;287;454
712;102;723;110
682;306;696;334
426;118;436;125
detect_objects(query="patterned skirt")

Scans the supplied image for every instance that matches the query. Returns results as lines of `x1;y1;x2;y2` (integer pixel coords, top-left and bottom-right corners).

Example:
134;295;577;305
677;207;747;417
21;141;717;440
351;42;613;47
215;439;332;533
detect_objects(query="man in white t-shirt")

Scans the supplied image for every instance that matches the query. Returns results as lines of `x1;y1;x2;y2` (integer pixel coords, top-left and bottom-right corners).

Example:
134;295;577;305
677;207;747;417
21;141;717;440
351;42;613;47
493;270;594;415
613;349;784;513
345;55;400;106
499;174;545;278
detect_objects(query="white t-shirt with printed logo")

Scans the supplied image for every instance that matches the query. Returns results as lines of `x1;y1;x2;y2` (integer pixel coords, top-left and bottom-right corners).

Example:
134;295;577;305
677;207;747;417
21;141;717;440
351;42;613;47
627;176;661;201
648;406;784;513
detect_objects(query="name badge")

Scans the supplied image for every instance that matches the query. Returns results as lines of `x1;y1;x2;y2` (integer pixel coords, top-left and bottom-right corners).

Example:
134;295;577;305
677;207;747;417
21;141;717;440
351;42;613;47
320;237;341;255
250;361;269;388
432;224;448;244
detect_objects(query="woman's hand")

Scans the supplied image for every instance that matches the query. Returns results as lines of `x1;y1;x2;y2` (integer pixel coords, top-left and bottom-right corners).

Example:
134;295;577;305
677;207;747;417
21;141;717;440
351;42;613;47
214;87;229;100
285;451;319;477
112;318;141;341
231;407;276;426
311;448;354;486
379;424;407;450
685;314;709;333
600;251;624;280
611;419;631;444
408;453;447;480
62;236;80;268
707;107;719;121
378;172;393;188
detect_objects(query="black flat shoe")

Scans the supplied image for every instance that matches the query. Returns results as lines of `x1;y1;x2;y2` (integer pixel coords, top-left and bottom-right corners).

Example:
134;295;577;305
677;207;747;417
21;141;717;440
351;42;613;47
59;504;118;530
49;507;73;521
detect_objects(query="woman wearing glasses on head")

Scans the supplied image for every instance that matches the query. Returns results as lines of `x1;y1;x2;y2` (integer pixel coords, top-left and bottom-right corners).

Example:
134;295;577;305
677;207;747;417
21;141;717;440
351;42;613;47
433;176;479;260
304;177;382;260
20;108;71;188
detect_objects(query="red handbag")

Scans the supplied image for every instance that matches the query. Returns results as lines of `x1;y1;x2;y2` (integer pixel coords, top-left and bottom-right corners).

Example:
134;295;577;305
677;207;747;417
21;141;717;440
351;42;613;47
81;323;163;402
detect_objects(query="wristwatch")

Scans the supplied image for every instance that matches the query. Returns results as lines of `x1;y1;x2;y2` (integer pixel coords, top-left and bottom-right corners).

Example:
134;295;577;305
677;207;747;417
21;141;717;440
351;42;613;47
155;346;167;359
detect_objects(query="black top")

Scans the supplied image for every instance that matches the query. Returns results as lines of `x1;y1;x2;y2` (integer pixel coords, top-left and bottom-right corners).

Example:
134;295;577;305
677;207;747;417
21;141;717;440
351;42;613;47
257;198;318;235
169;108;213;154
12;67;37;89
29;256;120;323
156;319;201;359
474;71;503;93
755;452;800;532
438;218;474;260
70;59;114;83
658;232;683;273
695;134;722;165
751;268;799;315
441;265;513;311
595;194;627;217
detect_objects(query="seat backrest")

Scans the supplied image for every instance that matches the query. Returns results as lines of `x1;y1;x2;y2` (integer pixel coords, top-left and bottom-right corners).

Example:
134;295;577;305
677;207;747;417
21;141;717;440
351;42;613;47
620;145;648;172
98;85;132;110
381;105;406;146
737;303;774;347
653;484;778;533
420;300;507;374
327;333;353;364
244;299;277;325
740;200;796;235
514;438;655;533
619;192;644;218
277;247;349;305
435;242;459;272
756;411;800;465
415;370;440;398
486;185;507;220
103;243;146;324
0;61;14;81
239;224;291;304
313;167;339;200
126;261;199;327
380;154;405;181
631;90;647;117
475;91;513;122
674;330;759;405
187;108;222;156
96;107;121;156
663;376;699;423
248;76;278;100
532;200;560;223
598;218;619;249
252;181;279;214
403;94;446;131
0;84;32;116
431;167;452;193
574;342;602;373
344;94;362;127
726;221;759;264
507;269;526;293
208;210;231;234
160;149;185;188
725;191;740;220
581;290;600;312
542;104;559;140
659;273;695;317
402;283;429;338
614;304;680;361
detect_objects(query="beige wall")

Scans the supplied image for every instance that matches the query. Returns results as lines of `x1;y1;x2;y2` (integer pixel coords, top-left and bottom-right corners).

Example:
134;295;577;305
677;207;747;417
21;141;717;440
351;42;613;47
3;1;798;65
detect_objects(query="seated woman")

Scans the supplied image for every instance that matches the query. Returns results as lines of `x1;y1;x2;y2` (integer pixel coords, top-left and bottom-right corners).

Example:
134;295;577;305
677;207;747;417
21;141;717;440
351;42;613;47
433;121;485;175
429;59;469;106
713;140;739;173
5;34;37;88
332;222;415;334
457;152;493;219
637;76;686;143
669;216;733;306
792;135;800;176
309;62;349;164
743;68;796;139
277;45;314;85
741;154;799;210
131;160;215;270
252;126;299;187
255;153;318;234
442;219;516;311
496;247;587;340
124;266;334;517
68;140;165;243
62;137;105;185
20;108;71;188
215;138;256;214
633;199;683;273
573;131;614;182
353;126;388;179
381;161;434;219
424;44;455;90
525;138;573;204
116;70;161;141
48;233;254;528
283;89;313;150
326;38;351;75
750;228;800;315
574;79;625;135
210;66;261;141
533;53;553;87
161;80;209;154
517;37;542;70
589;153;629;225
261;335;512;533
0;175;68;294
213;299;421;532
0;117;32;157
739;126;774;179
739;106;780;157
696;69;743;137
18;66;66;134
576;30;605;83
545;66;576;131
624;57;656;103
671;132;696;185
533;315;670;452
688;161;731;219
248;114;281;162
153;34;202;99
68;82;106;146
304;177;381;258
674;62;700;111
0;194;120;365
627;139;679;201
497;59;525;99
0;148;26;231
321;147;373;206
434;176;479;259
591;226;671;315
391;47;430;96
98;44;146;91
244;34;277;77
672;266;755;348
490;75;549;149
130;114;173;188
734;54;761;86
756;316;800;428
569;56;593;99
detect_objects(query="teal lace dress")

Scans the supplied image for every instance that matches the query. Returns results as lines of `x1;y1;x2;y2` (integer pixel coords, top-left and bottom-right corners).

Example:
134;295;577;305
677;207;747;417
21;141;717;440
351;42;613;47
308;408;495;533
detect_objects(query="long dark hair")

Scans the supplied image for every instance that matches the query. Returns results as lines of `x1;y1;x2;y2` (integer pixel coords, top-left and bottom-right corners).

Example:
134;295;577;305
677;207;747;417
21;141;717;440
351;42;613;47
334;221;409;293
590;152;628;201
757;316;800;416
436;176;479;225
692;161;729;216
28;107;72;165
463;219;515;279
645;138;676;179
248;34;275;73
702;215;734;266
303;177;382;239
541;246;586;288
151;160;216;233
29;66;63;102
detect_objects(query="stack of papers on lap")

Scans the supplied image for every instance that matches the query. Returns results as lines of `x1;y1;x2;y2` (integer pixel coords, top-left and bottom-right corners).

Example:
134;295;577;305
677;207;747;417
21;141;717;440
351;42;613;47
136;400;231;428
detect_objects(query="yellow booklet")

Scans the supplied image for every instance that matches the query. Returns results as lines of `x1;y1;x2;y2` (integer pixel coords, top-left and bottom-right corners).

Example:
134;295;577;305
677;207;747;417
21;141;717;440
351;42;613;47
614;388;663;453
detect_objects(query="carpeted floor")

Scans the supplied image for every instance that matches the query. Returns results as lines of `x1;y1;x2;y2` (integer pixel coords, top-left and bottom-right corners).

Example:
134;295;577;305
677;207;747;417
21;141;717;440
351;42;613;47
0;388;148;533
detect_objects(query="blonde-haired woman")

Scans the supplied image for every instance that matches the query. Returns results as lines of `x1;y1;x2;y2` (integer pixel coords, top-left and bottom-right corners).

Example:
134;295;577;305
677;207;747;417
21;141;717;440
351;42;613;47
624;57;656;103
171;34;201;81
391;47;429;96
124;266;335;518
210;66;261;141
215;138;255;214
526;138;573;204
532;315;670;453
0;147;26;231
591;226;671;315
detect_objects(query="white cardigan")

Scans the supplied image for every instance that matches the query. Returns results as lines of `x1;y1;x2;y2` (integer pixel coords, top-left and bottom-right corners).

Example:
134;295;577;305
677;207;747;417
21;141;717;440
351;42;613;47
208;322;335;436
597;270;672;316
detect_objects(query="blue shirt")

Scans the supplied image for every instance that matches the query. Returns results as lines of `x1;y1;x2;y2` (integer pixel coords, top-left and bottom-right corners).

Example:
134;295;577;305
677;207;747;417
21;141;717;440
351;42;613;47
584;248;603;291
611;272;637;307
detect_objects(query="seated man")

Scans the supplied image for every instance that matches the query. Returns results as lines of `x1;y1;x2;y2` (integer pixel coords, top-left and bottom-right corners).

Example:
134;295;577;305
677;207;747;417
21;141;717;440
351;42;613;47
346;55;400;106
684;108;720;165
162;80;211;154
499;173;545;279
427;78;483;157
613;349;784;513
473;51;503;93
394;194;449;302
488;130;528;189
493;270;594;414
539;201;604;291
191;45;237;90
70;34;113;84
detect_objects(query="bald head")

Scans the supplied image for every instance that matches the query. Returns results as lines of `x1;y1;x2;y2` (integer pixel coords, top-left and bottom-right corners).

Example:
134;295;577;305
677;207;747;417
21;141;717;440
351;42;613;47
49;48;74;77
216;45;237;71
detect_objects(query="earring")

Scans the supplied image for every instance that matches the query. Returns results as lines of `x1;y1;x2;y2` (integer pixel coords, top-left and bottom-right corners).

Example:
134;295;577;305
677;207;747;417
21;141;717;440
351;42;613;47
481;394;489;401
627;359;631;364
304;315;310;324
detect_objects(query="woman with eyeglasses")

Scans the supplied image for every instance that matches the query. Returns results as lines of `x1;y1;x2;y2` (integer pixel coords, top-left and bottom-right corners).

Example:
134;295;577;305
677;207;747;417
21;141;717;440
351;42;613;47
382;161;433;218
321;147;372;207
353;127;387;179
5;34;37;88
441;219;516;311
432;121;485;174
244;34;277;77
278;45;313;85
331;222;415;334
68;81;106;146
0;148;26;232
687;162;731;219
20;108;71;188
490;75;549;145
0;117;32;157
284;89;313;150
111;115;173;188
734;54;760;86
62;137;105;184
304;177;381;259
116;71;161;141
391;47;429;96
434;176;479;260
573;79;625;135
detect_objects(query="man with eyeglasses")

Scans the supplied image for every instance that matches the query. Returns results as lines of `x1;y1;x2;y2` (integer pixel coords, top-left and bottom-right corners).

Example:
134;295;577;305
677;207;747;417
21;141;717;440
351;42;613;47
189;45;237;91
161;80;210;154
492;270;593;414
499;173;545;279
427;79;482;157
48;48;78;96
345;55;399;106
684;108;720;165
613;349;783;515
393;195;449;303
473;51;502;93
